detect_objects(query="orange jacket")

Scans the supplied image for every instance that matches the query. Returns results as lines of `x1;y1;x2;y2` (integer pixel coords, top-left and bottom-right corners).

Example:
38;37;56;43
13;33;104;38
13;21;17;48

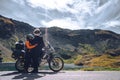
25;40;37;49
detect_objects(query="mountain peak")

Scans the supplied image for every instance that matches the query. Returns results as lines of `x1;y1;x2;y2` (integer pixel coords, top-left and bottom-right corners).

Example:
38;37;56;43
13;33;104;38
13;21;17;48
0;17;14;25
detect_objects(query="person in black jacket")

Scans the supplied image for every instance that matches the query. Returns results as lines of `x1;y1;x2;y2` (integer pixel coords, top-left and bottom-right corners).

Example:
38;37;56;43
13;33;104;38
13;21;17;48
31;28;45;73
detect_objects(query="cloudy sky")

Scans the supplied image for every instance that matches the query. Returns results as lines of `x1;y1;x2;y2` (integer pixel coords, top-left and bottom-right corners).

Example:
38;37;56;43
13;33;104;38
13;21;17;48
0;0;120;33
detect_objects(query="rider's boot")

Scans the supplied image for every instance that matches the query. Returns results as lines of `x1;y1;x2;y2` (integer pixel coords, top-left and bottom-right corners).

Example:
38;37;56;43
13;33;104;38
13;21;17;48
23;68;28;73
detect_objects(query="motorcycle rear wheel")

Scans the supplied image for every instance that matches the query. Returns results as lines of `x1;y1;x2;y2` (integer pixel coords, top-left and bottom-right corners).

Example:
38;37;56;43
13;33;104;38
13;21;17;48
15;59;24;72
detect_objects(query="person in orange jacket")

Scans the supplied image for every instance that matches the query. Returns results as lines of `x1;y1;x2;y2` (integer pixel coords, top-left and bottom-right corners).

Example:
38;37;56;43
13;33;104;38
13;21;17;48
24;34;38;72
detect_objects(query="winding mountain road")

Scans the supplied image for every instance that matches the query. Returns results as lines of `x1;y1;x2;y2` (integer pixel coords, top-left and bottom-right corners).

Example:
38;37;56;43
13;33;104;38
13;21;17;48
0;70;120;80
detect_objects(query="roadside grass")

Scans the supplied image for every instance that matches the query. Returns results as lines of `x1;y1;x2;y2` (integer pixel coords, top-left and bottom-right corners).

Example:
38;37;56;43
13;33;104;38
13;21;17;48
64;54;120;71
64;54;82;64
88;54;120;68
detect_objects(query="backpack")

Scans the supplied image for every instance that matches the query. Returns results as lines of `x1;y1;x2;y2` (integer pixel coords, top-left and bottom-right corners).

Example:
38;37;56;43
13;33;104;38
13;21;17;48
12;40;25;59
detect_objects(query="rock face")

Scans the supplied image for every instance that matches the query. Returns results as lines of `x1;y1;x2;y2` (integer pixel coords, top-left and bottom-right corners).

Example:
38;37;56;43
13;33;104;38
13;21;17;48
0;15;34;39
45;27;120;55
0;15;34;61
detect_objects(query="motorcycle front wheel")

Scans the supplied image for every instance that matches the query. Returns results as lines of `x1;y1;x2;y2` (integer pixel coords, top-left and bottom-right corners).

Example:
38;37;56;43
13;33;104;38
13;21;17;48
48;57;64;72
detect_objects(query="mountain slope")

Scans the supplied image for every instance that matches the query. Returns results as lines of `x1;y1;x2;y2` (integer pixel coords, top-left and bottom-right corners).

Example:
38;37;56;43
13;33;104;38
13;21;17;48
46;27;120;55
0;15;34;62
0;15;120;64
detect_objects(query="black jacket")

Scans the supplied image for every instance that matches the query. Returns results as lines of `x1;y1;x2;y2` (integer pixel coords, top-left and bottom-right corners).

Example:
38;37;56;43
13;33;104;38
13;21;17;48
31;36;45;53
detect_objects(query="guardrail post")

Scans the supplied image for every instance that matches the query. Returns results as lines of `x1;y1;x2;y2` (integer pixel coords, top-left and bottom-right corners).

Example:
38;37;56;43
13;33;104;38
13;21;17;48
0;50;3;63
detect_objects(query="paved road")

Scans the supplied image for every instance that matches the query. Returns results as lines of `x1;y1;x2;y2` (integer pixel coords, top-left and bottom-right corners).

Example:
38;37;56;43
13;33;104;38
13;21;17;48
0;70;120;80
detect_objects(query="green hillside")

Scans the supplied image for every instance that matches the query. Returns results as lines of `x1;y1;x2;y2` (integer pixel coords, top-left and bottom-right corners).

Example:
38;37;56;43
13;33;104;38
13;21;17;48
0;15;120;69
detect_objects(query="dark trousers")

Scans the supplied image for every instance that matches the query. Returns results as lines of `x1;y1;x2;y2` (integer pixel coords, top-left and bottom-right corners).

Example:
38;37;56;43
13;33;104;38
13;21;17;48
24;52;32;71
24;51;42;72
31;50;43;71
31;54;40;71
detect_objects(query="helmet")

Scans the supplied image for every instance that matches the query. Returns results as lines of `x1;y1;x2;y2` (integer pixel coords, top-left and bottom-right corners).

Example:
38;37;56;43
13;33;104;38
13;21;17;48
33;28;41;36
26;34;34;40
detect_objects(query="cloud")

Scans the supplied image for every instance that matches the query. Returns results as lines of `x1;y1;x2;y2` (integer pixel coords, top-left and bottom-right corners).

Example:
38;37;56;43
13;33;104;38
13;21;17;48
12;0;26;6
41;18;80;30
27;0;75;13
86;0;120;30
104;21;120;27
27;0;100;14
0;0;120;33
0;0;44;27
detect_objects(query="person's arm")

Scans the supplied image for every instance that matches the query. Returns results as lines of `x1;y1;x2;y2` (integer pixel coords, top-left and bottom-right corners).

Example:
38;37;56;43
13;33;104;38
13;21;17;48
25;41;37;49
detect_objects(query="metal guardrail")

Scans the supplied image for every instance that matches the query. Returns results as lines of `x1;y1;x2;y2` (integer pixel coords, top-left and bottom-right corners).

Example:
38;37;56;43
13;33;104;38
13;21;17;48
0;63;83;71
0;62;15;67
0;62;16;71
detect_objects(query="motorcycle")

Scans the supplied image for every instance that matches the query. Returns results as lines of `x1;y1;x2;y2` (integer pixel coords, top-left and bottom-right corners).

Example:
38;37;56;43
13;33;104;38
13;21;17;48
11;41;64;72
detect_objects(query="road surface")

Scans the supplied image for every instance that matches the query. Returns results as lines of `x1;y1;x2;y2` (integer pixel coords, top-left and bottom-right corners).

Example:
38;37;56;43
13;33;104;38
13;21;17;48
0;70;120;80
